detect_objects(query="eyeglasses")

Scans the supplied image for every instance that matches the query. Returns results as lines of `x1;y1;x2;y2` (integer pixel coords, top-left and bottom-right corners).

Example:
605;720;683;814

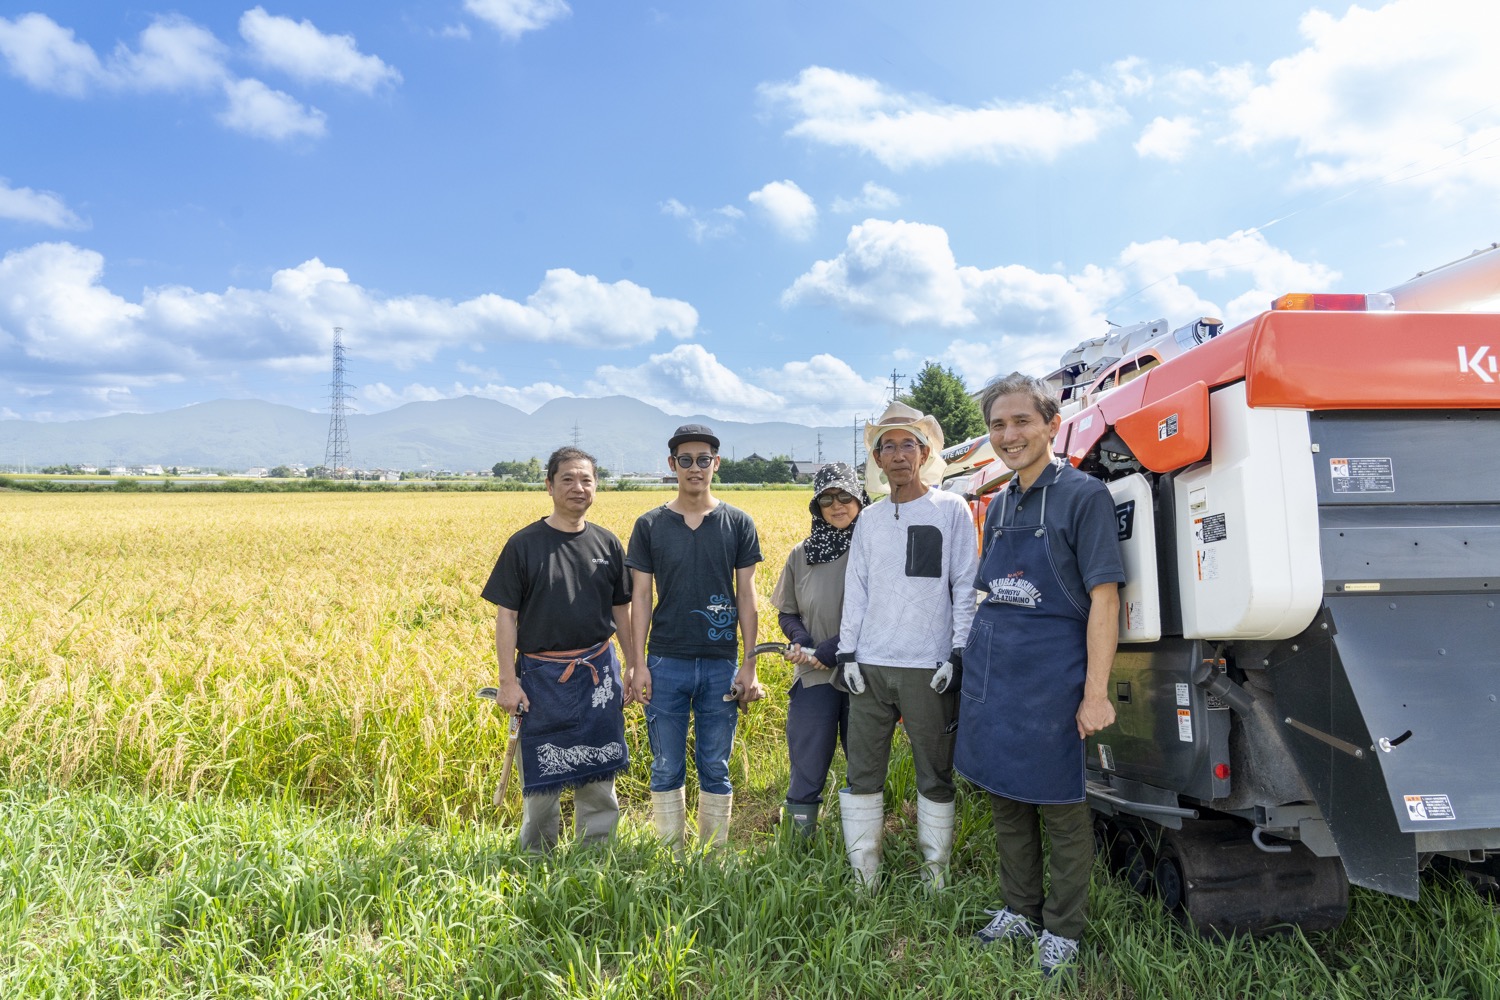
672;454;715;469
817;491;859;507
877;439;923;455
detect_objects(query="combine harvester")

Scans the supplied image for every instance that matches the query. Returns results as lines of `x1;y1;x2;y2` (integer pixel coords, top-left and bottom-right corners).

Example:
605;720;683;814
947;244;1500;935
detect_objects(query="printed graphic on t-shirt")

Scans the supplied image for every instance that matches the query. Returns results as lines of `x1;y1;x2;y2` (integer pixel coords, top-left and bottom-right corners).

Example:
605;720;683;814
986;572;1043;608
691;594;738;641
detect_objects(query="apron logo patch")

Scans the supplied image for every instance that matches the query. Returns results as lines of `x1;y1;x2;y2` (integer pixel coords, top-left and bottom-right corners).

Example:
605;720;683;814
986;576;1043;608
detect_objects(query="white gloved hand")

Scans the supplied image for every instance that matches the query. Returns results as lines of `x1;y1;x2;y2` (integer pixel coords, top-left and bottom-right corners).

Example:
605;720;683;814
842;659;866;695
930;659;955;694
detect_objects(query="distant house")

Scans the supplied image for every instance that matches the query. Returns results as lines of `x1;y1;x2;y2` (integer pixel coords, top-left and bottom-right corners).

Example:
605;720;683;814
789;461;824;482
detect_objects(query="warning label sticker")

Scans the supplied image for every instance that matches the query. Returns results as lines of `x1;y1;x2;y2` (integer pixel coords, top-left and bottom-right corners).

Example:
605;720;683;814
1330;457;1396;494
1158;413;1179;440
1175;683;1190;707
1404;794;1456;822
1097;744;1115;771
1177;708;1193;742
1126;601;1144;631
1196;547;1219;581
1195;513;1227;544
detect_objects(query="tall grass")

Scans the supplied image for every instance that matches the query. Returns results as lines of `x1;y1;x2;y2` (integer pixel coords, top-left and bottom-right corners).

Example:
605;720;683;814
1;492;1496;999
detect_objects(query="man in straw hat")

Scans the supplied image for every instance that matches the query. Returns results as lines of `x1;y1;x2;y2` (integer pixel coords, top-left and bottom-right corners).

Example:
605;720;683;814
835;401;978;889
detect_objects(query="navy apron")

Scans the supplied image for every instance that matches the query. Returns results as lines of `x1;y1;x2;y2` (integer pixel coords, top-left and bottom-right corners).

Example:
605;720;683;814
516;640;629;796
954;467;1091;804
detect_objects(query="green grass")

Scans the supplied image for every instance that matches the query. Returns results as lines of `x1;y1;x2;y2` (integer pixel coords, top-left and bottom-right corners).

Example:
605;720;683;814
0;775;1496;999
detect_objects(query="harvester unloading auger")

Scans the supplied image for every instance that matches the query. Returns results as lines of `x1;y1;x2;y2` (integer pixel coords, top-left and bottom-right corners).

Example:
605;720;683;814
948;243;1500;935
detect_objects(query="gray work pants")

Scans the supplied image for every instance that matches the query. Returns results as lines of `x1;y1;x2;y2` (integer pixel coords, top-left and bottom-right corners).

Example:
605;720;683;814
989;795;1094;940
519;779;620;852
844;663;957;803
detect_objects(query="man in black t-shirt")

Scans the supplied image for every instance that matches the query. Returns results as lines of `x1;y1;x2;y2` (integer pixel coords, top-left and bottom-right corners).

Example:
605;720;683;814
627;423;763;851
481;446;632;852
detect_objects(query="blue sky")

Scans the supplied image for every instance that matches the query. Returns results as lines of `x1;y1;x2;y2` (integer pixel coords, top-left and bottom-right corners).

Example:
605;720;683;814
2;0;1498;427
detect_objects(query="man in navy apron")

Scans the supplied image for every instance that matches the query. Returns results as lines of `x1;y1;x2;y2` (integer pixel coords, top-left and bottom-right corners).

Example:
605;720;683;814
955;373;1123;978
483;446;633;852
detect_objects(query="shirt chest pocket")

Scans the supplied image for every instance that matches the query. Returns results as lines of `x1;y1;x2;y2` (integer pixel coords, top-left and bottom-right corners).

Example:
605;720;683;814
905;524;943;578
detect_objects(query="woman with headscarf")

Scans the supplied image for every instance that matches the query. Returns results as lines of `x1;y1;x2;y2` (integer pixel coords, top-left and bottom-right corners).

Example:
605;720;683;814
770;462;868;836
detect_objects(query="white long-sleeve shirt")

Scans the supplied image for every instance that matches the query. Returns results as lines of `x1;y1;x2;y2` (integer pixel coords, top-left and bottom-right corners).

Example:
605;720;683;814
837;487;978;669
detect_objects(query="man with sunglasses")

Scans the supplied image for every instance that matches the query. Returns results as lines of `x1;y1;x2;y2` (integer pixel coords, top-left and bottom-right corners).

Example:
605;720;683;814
626;423;763;851
836;401;977;891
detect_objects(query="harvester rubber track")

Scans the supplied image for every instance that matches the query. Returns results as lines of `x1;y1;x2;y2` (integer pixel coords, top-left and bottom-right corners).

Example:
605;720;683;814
1103;819;1349;936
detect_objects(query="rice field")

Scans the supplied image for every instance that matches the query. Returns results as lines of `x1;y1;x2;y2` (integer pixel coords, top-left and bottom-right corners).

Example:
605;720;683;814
1;490;1496;999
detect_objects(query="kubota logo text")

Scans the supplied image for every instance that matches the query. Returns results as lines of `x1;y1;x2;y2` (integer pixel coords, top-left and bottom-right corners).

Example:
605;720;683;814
1459;346;1499;382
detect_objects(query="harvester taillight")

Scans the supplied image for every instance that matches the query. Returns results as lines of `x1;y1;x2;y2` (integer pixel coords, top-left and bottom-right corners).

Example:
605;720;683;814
1271;292;1395;311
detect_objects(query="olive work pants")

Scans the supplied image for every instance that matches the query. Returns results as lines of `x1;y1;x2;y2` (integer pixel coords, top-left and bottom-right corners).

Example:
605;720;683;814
519;779;620;852
989;794;1094;941
844;663;957;803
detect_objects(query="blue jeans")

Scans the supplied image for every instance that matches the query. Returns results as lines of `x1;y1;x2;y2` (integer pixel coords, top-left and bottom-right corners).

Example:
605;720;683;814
643;654;740;795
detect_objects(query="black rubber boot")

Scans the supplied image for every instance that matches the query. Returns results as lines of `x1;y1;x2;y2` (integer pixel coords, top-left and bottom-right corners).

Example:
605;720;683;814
782;800;819;838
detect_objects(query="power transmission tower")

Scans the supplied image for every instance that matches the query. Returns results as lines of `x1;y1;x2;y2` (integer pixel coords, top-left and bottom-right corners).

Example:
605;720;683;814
323;327;354;477
887;368;906;402
816;432;823;463
571;421;582;448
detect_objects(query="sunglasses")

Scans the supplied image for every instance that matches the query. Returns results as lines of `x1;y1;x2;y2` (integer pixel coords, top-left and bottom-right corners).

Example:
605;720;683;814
672;454;716;469
817;491;859;507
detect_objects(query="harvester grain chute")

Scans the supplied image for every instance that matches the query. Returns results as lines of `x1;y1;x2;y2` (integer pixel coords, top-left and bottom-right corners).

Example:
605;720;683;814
949;243;1500;935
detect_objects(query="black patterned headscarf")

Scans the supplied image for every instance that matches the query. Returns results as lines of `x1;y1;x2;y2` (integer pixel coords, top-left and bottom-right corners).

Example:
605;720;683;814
804;462;869;565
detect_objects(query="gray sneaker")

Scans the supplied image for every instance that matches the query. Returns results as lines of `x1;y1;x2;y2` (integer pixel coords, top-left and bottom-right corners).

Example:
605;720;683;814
1038;929;1079;978
974;907;1037;945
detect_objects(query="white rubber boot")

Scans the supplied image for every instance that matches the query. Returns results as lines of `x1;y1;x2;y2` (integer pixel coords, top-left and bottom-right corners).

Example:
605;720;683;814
840;789;884;889
917;794;955;889
651;787;687;854
697;790;733;849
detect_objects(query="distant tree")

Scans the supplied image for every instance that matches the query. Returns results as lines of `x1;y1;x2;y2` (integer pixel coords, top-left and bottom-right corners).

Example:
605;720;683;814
307;466;331;479
267;465;295;479
900;362;984;446
718;454;794;484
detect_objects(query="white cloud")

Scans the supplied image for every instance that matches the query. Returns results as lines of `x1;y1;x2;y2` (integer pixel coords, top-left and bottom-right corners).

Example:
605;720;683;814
1230;0;1500;192
0;13;226;95
831;181;900;214
587;344;887;426
782;219;989;326
783;220;1338;383
0;179;86;229
112;16;227;92
660;198;743;242
0;13;104;96
760;65;1122;169
219;78;327;140
466;0;571;38
1134;116;1199;162
239;7;400;93
748;180;817;241
0;243;700;376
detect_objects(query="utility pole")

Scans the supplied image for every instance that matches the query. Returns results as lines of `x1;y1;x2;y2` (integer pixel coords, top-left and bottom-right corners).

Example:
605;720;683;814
323;327;354;478
887;368;906;402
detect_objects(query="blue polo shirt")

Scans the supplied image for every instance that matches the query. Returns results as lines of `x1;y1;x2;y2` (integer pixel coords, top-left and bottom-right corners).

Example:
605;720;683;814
978;459;1125;611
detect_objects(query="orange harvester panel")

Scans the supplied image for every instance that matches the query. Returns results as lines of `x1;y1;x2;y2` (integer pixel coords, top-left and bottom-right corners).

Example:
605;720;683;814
1114;381;1210;473
1243;311;1500;409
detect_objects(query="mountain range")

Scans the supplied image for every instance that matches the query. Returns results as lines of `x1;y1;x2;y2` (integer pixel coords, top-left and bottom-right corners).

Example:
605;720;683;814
0;396;859;473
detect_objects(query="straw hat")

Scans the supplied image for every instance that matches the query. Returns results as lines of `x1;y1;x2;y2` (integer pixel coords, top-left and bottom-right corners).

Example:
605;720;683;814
862;400;946;495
